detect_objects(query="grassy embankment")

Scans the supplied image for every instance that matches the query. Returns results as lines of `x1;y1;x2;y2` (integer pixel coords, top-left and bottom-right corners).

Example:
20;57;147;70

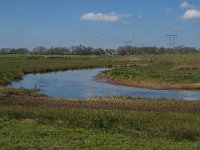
0;55;119;85
96;54;200;90
0;55;200;149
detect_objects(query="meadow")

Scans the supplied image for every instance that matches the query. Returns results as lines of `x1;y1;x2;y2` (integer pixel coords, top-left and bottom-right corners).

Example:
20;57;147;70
1;105;200;150
0;54;200;149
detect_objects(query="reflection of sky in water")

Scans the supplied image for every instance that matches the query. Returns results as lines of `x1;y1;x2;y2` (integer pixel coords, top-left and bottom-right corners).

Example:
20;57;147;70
9;68;200;100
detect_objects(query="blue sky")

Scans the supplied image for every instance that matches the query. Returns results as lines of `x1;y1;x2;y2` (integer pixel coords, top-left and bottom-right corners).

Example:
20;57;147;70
0;0;200;49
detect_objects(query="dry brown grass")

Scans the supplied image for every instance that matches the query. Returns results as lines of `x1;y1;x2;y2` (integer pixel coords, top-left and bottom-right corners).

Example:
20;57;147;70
173;65;200;70
0;94;200;114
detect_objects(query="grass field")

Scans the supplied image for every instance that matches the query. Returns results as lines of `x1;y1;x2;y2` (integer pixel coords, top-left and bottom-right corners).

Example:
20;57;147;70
1;105;200;150
0;54;200;149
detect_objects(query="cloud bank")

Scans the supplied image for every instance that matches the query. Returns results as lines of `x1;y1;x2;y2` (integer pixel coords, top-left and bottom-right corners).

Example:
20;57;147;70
181;9;200;20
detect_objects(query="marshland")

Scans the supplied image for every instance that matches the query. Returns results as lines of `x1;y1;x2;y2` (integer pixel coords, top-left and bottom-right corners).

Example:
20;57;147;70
1;54;200;149
1;0;200;149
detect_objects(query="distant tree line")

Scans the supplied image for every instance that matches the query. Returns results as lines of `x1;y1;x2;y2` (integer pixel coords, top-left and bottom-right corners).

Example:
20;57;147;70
31;45;116;55
32;46;71;55
0;45;116;55
0;48;29;55
0;45;199;55
116;45;200;55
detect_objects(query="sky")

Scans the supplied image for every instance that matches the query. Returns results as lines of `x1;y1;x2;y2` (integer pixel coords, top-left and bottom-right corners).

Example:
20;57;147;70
0;0;200;49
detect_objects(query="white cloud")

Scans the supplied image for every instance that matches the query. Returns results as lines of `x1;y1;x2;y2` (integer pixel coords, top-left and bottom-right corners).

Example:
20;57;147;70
80;12;127;22
181;9;200;20
180;1;195;9
180;1;200;21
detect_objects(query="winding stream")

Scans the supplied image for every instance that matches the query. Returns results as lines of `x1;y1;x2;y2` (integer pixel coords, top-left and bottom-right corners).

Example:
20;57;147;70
9;68;200;100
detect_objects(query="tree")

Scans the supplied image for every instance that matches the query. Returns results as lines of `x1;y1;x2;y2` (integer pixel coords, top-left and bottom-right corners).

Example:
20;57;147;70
32;46;47;55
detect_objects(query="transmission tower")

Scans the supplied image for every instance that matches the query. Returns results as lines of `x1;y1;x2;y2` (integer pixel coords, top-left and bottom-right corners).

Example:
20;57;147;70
167;34;178;49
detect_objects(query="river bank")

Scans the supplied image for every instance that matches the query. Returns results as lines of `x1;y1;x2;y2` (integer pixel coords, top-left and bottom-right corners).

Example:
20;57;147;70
95;72;200;90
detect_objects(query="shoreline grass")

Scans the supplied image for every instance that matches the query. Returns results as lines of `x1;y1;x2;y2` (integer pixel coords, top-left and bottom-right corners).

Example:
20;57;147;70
95;72;200;90
95;54;200;90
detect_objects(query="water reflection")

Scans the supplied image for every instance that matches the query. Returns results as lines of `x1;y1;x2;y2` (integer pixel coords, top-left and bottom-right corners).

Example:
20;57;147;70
9;68;200;100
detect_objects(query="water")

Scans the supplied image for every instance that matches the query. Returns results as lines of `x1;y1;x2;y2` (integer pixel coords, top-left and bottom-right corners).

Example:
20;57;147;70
9;68;200;100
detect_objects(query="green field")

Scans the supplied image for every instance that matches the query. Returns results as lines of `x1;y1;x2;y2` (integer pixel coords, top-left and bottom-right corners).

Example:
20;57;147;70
1;106;200;150
0;54;200;149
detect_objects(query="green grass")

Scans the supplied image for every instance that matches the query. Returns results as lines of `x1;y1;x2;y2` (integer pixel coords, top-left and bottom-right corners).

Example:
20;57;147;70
103;54;200;84
0;106;200;150
0;55;135;85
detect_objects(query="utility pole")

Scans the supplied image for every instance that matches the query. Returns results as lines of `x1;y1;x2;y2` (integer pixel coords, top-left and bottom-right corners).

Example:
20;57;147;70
167;34;178;49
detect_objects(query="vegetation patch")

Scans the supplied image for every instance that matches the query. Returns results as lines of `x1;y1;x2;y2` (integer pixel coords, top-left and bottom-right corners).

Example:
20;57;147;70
96;54;200;90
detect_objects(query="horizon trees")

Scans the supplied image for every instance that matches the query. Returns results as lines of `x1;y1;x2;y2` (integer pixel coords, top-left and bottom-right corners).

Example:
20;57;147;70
0;45;199;55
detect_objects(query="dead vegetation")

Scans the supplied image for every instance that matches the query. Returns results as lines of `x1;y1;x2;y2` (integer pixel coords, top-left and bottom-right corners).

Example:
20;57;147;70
173;65;200;70
0;93;200;114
